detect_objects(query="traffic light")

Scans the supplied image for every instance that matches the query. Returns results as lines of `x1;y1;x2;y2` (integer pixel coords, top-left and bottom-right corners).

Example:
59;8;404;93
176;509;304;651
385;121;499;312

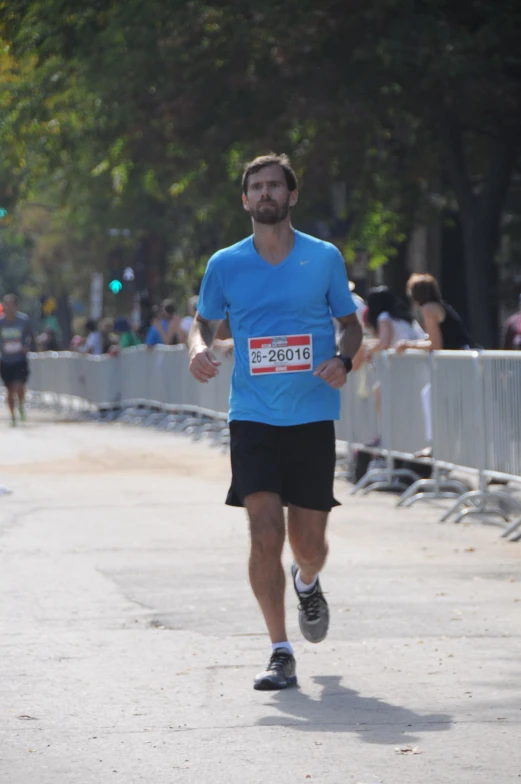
107;246;123;294
108;279;123;294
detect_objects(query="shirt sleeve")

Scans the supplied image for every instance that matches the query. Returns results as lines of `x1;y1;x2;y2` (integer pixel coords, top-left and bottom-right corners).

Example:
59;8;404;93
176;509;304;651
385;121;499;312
197;255;227;320
326;248;357;318
145;326;161;346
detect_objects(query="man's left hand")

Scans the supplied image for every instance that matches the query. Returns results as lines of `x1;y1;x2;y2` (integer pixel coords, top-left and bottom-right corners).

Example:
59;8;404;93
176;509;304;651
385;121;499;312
313;357;348;389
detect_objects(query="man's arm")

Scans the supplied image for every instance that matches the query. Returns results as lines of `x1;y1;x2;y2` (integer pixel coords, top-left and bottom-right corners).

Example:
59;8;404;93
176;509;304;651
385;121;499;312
188;314;222;382
314;312;362;389
337;312;363;359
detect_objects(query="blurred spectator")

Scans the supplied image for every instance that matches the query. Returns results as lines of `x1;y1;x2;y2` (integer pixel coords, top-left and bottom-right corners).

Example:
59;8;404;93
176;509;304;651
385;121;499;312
349;281;367;324
44;327;60;351
145;299;184;348
363;286;426;361
99;318;116;354
180;295;198;341
70;335;84;351
82;319;103;355
114;317;141;349
35;328;60;352
502;294;521;350
396;273;475;352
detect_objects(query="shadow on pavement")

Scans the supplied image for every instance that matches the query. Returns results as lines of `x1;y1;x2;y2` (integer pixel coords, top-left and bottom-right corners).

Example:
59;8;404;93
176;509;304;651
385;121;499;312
257;675;452;745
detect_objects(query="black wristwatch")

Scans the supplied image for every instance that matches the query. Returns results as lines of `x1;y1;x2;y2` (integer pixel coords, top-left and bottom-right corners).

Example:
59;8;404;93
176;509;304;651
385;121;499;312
335;355;353;374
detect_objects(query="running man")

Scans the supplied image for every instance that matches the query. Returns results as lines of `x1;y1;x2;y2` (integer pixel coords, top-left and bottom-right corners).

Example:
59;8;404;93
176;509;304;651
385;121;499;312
0;294;35;426
188;153;362;690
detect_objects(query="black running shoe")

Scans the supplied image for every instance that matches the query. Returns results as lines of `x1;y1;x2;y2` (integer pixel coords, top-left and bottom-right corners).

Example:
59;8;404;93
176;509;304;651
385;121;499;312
291;563;330;643
253;648;297;691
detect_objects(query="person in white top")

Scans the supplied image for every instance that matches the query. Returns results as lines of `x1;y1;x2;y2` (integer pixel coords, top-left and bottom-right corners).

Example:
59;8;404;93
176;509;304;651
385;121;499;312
82;319;103;355
180;295;198;341
364;286;426;359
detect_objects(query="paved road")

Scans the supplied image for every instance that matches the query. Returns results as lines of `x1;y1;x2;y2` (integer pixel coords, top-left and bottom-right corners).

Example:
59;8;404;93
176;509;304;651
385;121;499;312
0;410;520;783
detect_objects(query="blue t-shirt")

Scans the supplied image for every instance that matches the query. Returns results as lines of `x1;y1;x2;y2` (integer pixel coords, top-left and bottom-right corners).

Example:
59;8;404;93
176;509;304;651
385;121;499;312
197;230;357;426
145;319;169;346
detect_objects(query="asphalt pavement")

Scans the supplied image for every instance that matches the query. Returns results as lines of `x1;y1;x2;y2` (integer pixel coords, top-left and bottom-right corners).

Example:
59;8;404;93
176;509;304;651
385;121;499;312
0;409;520;784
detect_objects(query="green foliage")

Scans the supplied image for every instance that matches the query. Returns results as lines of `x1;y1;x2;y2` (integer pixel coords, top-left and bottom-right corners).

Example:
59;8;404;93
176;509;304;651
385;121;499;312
343;202;407;270
0;0;520;343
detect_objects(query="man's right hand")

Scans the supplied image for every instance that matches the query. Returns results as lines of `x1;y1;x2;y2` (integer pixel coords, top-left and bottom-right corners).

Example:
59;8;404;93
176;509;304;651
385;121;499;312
189;348;221;383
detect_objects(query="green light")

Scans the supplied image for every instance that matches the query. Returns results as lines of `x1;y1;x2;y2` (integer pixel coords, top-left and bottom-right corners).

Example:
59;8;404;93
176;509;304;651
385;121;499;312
0;208;7;219
108;279;123;294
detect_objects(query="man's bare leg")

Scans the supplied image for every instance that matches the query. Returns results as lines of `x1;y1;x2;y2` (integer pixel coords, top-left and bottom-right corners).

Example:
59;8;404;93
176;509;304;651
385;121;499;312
6;384;16;424
287;505;330;643
287;505;329;584
245;491;287;643
16;383;26;421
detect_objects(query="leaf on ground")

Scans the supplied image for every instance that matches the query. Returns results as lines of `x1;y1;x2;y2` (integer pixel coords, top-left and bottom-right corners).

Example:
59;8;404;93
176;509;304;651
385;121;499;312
395;745;423;755
18;715;38;721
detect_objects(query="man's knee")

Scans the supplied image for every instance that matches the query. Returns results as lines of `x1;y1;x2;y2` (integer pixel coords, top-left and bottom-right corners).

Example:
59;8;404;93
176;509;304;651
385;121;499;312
292;533;328;567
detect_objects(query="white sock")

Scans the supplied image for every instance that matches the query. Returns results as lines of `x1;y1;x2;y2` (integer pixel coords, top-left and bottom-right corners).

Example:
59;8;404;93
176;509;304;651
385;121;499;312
272;641;294;655
295;570;318;594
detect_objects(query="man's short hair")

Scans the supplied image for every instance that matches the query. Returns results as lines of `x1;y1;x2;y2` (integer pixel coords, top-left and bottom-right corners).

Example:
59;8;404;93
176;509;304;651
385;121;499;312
407;273;441;306
3;293;16;304
242;153;297;194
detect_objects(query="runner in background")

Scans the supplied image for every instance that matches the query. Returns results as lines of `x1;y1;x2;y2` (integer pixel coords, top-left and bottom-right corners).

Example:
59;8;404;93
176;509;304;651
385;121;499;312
0;294;35;426
188;153;362;691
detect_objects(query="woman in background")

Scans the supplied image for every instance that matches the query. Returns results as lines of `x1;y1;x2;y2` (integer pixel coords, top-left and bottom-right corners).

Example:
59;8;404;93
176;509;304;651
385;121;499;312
363;286;426;361
396;273;474;352
396;273;475;457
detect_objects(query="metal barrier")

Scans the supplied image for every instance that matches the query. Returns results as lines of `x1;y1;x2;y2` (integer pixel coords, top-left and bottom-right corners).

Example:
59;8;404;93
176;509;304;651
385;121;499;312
21;346;521;540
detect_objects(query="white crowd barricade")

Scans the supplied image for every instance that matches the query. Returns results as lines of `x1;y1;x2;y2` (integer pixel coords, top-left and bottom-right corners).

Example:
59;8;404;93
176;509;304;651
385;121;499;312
431;352;485;473
24;346;521;539
384;352;430;456
349;354;432;494
118;345;142;404
83;354;120;406
482;352;521;481
26;352;46;394
338;362;379;447
439;351;521;531
398;351;481;508
174;347;201;412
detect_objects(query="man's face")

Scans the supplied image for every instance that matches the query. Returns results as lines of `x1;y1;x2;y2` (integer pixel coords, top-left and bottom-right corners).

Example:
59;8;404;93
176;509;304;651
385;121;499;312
3;298;16;319
242;164;297;225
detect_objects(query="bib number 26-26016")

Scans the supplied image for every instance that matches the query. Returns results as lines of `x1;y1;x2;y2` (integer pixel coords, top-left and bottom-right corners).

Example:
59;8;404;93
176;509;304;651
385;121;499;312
248;334;313;375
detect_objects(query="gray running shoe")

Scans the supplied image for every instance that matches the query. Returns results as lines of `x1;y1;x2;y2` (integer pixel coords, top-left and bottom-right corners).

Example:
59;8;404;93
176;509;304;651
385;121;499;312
291;563;330;643
253;648;297;691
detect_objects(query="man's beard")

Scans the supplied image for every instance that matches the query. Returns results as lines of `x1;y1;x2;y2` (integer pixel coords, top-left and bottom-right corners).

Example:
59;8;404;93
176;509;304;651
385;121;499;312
250;198;291;225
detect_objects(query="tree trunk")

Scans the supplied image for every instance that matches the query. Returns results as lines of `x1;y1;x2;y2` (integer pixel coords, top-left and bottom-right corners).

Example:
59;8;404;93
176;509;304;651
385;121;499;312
459;214;498;347
56;290;72;348
440;111;519;347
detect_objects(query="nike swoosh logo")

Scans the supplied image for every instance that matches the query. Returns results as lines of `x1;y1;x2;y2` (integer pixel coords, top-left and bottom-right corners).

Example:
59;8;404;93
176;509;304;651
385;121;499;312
300;260;310;265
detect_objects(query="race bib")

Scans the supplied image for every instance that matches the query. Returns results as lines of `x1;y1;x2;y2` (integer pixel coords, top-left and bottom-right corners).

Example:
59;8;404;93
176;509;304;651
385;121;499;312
249;334;313;375
4;340;23;354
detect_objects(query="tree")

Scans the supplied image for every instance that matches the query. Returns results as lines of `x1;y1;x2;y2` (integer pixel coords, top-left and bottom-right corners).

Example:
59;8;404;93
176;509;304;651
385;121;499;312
2;0;521;346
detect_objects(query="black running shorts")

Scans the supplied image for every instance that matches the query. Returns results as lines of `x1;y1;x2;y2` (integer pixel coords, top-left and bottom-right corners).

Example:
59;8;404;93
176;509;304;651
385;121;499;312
0;358;29;387
226;419;340;512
